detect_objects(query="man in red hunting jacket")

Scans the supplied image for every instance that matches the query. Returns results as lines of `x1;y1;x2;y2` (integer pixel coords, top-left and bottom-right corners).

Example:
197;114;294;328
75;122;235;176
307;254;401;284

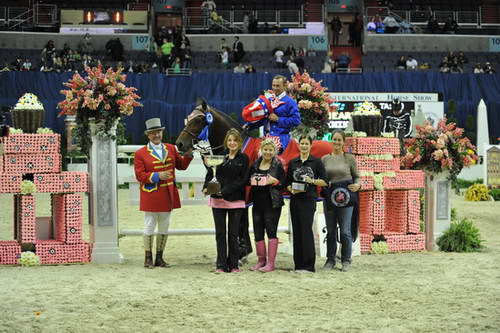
134;118;193;268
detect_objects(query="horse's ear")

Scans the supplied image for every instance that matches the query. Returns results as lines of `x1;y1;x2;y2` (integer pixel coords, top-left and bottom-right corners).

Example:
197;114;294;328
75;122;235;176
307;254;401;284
196;97;208;112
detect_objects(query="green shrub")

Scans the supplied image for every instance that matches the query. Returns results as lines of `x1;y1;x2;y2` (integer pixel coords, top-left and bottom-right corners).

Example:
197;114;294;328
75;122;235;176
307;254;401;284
490;188;500;201
452;178;483;190
370;241;390;254
437;218;483;252
450;208;458;221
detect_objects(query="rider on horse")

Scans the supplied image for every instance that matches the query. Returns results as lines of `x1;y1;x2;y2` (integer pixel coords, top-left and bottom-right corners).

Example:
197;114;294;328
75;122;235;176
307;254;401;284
242;75;301;153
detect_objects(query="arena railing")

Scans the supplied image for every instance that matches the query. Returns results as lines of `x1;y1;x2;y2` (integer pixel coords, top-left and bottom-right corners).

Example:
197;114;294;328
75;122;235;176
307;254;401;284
183;7;304;31
166;68;193;76
366;6;484;25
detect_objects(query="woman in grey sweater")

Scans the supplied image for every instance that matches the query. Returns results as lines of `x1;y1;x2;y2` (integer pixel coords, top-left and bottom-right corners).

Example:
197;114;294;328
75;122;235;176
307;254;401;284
321;130;361;272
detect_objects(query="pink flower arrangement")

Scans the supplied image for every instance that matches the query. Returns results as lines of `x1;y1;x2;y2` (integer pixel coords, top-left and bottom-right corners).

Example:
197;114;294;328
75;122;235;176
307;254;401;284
58;65;141;118
287;72;336;138
401;118;478;179
57;65;142;155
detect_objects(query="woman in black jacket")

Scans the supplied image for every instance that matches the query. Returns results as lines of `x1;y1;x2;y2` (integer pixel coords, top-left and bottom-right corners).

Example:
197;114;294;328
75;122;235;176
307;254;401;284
203;129;249;273
286;135;327;273
248;138;286;273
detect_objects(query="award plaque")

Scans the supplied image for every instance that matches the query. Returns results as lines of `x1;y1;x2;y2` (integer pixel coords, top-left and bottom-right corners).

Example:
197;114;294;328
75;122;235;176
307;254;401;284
292;166;314;192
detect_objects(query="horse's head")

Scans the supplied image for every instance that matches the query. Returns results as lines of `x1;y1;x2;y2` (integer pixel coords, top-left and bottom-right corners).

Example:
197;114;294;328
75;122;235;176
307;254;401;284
176;99;210;153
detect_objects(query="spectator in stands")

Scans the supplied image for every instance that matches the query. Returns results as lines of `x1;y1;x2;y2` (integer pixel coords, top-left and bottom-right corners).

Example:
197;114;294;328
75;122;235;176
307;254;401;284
457;52;468;65
287;58;299;74
322;51;336;73
336;52;351;69
427;17;439;34
450;60;463;73
353;14;363;46
383;14;399;33
41;40;56;68
443;16;458;34
274;48;285;68
106;38;124;61
183;46;192;69
285;44;297;58
146;37;159;63
294;56;305;73
484;62;496;74
249;14;258;34
473;63;484;74
12;57;23;71
77;34;93;56
367;21;377;33
440;62;450;73
221;47;230;68
219;38;228;53
61;43;71;58
21;59;32;71
405;55;418;70
201;0;216;13
232;36;245;63
243;12;250;33
395;55;406;70
173;57;182;73
329;16;342;46
245;64;256;73
160;38;174;71
233;63;246;73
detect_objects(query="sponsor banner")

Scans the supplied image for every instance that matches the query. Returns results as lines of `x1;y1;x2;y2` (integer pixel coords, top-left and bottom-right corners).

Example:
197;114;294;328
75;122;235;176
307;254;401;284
328;92;440;102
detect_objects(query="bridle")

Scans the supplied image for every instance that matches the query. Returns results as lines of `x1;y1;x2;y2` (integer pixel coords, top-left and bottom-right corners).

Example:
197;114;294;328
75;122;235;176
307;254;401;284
181;107;224;153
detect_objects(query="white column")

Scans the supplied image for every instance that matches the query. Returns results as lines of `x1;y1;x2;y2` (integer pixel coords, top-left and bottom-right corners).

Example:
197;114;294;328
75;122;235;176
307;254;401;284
425;173;451;250
89;121;124;264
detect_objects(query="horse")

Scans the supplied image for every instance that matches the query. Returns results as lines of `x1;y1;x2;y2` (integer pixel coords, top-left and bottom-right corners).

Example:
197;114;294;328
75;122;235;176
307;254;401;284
175;100;334;167
175;100;334;263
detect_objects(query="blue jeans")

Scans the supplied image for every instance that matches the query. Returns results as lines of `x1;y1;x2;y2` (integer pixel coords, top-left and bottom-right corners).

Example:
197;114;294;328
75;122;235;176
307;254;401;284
324;206;353;263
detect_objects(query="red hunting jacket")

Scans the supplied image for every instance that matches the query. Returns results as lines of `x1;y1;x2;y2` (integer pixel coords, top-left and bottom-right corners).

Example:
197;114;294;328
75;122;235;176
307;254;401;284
134;143;193;212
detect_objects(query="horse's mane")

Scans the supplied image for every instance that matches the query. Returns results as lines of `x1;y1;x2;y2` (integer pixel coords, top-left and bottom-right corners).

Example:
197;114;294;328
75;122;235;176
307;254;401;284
208;105;242;131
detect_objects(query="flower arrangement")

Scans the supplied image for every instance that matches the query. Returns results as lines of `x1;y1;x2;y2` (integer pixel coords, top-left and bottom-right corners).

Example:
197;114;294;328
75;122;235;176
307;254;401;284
18;251;41;266
9;128;23;134
57;65;142;155
287;72;335;138
401;118;478;180
465;184;490;201
14;93;44;110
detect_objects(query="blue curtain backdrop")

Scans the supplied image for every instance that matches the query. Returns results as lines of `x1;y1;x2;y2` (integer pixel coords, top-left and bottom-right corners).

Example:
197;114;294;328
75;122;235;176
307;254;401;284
1;71;499;143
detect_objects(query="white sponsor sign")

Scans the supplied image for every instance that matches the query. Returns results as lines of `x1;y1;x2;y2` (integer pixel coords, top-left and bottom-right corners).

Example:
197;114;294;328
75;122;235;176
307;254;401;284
329;92;440;102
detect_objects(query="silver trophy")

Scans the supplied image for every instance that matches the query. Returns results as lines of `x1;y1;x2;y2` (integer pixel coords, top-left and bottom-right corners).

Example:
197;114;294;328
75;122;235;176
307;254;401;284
204;155;226;195
292;166;314;192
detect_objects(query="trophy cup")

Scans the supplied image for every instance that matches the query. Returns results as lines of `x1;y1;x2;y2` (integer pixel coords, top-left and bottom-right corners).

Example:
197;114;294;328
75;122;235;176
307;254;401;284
292;166;314;192
204;155;226;195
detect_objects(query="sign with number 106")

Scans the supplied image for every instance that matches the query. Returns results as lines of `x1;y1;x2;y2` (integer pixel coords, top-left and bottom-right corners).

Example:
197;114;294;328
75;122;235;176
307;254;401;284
308;36;328;51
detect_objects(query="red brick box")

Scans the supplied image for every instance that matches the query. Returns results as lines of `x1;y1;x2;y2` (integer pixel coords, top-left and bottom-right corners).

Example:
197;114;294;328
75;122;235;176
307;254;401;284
359;176;374;191
0;134;60;154
0;173;22;193
407;190;421;234
52;194;83;244
34;172;89;193
359;191;386;234
345;137;400;155
15;195;36;243
384;191;409;233
355;156;400;173
360;234;373;254
383;170;425;189
3;153;61;174
0;241;21;265
35;240;90;264
384;233;425;252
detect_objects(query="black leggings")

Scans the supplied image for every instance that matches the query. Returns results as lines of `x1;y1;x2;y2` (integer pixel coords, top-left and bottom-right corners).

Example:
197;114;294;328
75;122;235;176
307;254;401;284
252;200;282;241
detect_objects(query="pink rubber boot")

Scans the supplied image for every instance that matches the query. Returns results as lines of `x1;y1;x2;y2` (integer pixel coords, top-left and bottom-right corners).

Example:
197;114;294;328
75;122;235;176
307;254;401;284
250;240;266;271
259;238;278;273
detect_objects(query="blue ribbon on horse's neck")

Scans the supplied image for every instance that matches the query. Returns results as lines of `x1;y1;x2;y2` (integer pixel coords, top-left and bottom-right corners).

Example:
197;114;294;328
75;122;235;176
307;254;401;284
197;112;213;141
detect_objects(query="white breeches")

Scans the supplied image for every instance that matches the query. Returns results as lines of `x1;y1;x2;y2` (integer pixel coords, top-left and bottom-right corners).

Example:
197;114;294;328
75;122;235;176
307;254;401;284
144;212;171;235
